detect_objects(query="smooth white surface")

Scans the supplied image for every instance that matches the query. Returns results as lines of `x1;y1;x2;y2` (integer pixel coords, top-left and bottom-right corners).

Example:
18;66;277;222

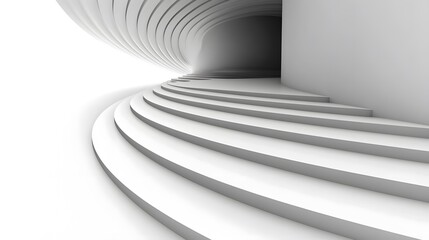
94;98;344;240
282;0;429;125
0;1;177;239
170;78;329;101
142;90;429;187
152;87;429;163
90;79;429;239
164;82;429;138
162;83;372;116
125;92;429;237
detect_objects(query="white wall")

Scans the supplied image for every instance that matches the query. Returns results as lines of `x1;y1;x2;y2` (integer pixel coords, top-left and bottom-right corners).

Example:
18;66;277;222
282;0;429;125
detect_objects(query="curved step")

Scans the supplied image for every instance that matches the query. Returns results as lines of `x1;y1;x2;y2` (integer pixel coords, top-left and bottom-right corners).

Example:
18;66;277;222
170;79;190;83
131;91;429;202
169;78;330;102
124;92;429;240
92;102;185;240
184;70;281;78
177;77;210;80
160;83;429;138
152;87;429;163
162;83;372;116
93;98;346;240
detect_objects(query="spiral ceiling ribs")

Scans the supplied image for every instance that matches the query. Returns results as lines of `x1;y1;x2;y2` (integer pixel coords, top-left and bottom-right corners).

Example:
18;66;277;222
58;0;429;239
57;0;281;73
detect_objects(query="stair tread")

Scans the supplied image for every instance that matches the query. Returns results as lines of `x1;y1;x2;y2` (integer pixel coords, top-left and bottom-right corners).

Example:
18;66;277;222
93;98;345;240
163;83;372;116
123;92;429;239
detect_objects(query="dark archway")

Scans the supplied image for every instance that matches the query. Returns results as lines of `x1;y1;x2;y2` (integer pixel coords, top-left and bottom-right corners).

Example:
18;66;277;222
192;16;282;78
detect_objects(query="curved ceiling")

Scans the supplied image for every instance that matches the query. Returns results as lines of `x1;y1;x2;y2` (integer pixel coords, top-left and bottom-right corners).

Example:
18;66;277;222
57;0;282;73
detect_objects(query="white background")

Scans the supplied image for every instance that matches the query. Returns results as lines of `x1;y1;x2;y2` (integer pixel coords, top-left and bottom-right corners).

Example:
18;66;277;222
0;1;178;239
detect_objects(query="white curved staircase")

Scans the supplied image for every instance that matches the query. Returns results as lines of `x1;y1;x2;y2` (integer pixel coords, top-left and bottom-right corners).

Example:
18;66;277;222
92;77;429;240
56;0;429;238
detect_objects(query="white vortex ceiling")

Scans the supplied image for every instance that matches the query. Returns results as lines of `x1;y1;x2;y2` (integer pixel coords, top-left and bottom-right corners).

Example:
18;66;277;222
57;0;282;73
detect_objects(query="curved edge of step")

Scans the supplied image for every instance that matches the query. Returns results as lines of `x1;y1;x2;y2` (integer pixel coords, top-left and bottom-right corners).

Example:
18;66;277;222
162;83;372;117
120;93;421;240
94;149;201;240
168;81;331;102
161;83;429;138
94;97;348;240
132;92;429;203
152;87;429;163
117;129;406;240
91;101;204;240
90;81;429;240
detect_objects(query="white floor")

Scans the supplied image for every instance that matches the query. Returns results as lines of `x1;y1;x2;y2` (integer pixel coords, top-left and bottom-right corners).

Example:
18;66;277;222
0;1;177;239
